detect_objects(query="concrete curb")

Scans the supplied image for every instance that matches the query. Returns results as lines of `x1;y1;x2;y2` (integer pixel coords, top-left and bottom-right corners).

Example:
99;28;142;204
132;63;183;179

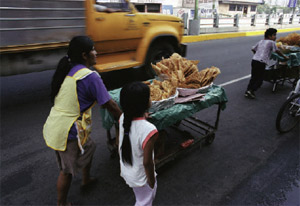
182;27;300;43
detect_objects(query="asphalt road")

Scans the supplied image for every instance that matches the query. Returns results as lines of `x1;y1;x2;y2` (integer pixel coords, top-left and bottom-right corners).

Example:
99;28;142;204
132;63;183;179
1;32;299;205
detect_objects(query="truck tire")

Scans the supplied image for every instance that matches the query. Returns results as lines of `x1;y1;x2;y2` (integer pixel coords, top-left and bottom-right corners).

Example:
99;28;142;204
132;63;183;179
145;42;175;79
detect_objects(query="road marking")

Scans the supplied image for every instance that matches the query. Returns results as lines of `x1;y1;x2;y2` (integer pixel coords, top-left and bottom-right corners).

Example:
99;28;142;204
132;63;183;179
219;74;251;87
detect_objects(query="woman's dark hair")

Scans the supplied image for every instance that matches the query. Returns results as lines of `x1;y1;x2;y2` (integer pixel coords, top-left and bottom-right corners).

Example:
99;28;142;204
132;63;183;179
50;36;94;102
265;28;277;38
120;82;150;165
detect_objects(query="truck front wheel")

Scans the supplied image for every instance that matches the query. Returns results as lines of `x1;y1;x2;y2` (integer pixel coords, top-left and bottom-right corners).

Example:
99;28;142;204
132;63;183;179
145;42;175;79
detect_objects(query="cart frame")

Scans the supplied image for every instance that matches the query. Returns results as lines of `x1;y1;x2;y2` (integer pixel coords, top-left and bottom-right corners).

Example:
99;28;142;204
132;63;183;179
102;85;227;168
265;52;300;92
154;103;222;169
264;64;300;92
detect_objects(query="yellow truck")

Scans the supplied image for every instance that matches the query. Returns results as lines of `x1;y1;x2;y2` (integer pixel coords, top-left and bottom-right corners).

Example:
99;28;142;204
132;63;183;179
0;0;186;77
86;0;186;77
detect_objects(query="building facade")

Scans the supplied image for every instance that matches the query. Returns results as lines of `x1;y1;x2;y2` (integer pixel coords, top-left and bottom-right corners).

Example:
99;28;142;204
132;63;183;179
218;0;264;16
131;0;265;18
97;0;265;17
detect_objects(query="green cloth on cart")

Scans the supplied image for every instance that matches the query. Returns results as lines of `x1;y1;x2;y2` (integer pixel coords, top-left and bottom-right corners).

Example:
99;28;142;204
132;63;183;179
270;52;300;67
100;85;228;131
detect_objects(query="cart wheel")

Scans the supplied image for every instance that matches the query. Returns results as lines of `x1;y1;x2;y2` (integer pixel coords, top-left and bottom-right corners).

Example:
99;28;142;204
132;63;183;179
205;133;215;145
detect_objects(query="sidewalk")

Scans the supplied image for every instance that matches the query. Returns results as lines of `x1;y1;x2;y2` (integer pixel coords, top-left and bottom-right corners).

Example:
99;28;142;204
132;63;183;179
182;27;300;43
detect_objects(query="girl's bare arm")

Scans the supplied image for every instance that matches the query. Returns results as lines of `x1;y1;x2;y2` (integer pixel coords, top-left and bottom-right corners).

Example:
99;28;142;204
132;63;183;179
143;132;159;188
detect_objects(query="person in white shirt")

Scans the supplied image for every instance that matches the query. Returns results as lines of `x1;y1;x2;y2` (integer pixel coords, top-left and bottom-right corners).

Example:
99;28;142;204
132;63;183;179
245;28;288;99
118;82;159;206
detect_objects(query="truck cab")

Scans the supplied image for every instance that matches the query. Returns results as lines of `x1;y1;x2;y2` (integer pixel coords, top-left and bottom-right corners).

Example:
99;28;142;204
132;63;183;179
85;0;186;77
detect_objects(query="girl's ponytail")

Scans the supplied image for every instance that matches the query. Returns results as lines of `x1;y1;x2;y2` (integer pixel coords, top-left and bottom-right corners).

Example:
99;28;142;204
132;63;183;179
121;112;133;165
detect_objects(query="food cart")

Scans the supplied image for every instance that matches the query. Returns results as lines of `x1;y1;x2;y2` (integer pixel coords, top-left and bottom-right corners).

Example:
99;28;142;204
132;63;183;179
100;84;227;168
264;45;300;92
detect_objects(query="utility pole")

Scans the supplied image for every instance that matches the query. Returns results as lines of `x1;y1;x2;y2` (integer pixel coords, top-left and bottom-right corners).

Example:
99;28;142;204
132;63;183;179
189;0;200;35
194;0;199;19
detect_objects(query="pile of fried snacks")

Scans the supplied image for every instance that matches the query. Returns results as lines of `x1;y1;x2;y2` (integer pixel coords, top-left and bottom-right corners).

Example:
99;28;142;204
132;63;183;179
144;79;176;101
277;33;300;47
145;53;220;101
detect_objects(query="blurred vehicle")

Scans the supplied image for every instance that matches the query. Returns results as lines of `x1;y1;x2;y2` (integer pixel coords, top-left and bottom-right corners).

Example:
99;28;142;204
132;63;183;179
86;0;186;77
0;0;186;78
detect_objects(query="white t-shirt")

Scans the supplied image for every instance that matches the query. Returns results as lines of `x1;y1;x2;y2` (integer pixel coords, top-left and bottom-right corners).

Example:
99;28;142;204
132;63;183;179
252;39;278;64
118;113;158;188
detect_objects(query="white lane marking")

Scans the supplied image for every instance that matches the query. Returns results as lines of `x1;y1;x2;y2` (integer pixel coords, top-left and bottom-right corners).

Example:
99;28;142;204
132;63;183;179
219;74;251;87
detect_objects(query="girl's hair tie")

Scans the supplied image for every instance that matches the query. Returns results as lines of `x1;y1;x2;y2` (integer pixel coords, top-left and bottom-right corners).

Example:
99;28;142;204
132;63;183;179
124;132;129;135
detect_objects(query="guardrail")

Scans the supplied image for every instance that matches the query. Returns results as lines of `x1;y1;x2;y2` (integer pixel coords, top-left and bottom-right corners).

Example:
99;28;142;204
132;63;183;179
184;14;300;34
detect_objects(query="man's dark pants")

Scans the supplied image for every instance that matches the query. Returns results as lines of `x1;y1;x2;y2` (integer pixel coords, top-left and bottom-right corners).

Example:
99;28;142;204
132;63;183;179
247;59;266;92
